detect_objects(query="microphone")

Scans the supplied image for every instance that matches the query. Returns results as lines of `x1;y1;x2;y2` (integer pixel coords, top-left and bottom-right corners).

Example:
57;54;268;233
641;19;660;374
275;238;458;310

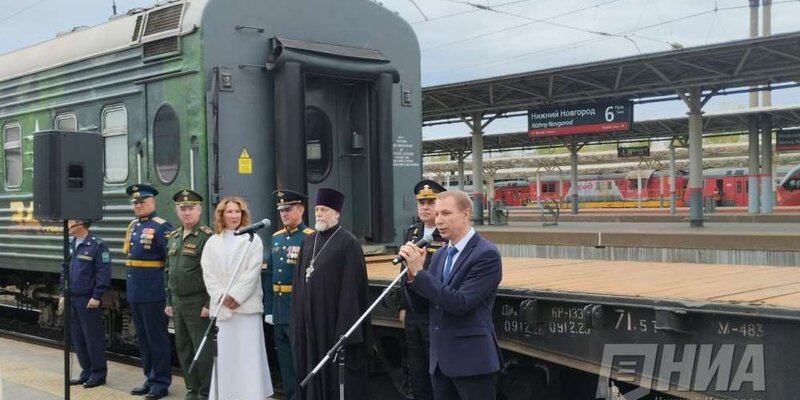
234;218;271;236
392;235;433;265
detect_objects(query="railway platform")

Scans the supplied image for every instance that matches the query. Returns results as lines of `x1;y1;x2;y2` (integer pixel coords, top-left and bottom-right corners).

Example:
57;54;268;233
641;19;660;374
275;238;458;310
476;220;800;266
0;336;194;400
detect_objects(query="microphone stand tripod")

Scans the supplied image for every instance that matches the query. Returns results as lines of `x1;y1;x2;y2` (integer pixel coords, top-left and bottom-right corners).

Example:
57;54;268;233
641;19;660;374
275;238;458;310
189;232;256;400
301;265;411;399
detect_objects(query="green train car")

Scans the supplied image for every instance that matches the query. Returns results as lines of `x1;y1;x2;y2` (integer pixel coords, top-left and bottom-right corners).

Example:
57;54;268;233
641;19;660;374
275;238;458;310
0;0;421;338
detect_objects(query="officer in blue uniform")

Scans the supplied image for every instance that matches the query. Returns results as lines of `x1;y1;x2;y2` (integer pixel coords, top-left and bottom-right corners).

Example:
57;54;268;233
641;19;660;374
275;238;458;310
400;179;447;400
59;219;111;389
124;184;174;400
262;189;314;400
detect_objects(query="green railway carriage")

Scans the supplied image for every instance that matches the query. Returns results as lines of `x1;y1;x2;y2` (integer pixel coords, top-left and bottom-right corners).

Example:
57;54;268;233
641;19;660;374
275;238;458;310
0;0;421;336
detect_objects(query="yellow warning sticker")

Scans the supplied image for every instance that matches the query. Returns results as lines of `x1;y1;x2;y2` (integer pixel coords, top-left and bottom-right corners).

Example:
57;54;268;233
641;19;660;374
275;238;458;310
238;148;252;174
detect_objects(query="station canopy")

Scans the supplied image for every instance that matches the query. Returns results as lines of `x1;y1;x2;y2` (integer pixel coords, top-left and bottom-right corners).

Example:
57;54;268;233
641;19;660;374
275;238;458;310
421;30;800;144
423;105;800;157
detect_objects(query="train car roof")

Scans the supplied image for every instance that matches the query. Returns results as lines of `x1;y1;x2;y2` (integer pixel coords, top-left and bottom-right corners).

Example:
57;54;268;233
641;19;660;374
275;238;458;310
0;0;206;82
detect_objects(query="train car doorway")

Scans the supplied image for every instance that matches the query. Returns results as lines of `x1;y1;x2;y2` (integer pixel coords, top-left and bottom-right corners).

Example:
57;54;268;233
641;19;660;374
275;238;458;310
304;76;371;238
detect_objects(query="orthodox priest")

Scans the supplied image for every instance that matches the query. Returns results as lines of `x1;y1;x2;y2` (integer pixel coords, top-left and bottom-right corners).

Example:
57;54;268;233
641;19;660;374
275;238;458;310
291;187;373;400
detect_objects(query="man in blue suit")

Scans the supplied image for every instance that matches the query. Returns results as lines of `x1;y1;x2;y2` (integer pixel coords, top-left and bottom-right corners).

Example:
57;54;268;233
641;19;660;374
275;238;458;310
399;190;503;400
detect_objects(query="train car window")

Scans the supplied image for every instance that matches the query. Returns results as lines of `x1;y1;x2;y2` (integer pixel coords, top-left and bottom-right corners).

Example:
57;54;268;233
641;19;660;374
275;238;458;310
102;105;129;183
55;113;77;131
305;106;332;183
736;181;743;194
153;104;180;184
3;123;22;188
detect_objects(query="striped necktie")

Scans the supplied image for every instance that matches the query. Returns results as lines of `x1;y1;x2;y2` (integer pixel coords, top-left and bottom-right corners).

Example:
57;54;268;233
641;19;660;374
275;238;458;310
442;245;459;282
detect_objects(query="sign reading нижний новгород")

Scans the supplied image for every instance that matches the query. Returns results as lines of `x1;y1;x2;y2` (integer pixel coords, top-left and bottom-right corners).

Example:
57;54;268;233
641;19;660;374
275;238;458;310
528;102;633;137
776;128;800;152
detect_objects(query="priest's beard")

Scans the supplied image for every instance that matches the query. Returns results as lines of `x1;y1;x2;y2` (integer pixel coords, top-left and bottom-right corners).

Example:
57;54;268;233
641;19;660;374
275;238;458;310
315;218;338;232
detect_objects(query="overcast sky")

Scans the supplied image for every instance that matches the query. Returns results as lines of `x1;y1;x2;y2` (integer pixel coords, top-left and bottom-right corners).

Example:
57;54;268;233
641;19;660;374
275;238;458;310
1;0;799;138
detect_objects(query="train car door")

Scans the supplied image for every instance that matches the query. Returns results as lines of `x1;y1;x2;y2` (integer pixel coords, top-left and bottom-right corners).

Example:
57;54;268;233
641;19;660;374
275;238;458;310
304;76;371;238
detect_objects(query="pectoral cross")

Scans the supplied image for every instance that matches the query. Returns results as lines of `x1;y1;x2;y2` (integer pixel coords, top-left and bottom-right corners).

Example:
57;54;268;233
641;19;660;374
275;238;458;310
305;262;315;282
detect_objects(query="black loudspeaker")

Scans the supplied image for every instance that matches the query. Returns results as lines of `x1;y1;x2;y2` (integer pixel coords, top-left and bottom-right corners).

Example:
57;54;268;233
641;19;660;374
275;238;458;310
33;131;103;220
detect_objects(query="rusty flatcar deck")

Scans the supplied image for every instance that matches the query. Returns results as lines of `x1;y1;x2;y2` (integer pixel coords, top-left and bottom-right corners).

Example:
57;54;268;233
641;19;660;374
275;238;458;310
366;256;800;312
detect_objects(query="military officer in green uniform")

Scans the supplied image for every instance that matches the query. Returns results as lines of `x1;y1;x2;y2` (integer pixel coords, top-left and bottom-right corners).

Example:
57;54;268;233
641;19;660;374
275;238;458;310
263;189;314;400
164;189;213;400
399;179;447;400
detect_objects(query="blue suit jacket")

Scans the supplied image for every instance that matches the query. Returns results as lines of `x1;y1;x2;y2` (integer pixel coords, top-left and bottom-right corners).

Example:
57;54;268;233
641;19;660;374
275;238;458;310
408;232;503;377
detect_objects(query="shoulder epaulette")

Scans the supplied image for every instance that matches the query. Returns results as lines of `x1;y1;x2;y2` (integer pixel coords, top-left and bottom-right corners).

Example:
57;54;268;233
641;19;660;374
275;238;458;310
273;228;286;236
168;228;182;237
303;227;315;234
152;216;167;225
407;223;418;230
199;225;213;235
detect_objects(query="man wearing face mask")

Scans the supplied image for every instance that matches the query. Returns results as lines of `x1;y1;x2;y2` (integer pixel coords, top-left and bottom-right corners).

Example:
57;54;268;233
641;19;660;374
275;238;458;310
263;189;313;400
291;187;373;400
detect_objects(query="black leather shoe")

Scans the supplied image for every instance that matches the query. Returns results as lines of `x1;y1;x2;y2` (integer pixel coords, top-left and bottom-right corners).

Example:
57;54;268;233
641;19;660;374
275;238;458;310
83;378;106;388
145;391;169;400
69;378;87;386
131;386;151;396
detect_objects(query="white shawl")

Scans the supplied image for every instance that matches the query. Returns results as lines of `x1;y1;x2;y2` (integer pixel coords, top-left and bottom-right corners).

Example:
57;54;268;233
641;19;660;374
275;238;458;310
201;230;264;320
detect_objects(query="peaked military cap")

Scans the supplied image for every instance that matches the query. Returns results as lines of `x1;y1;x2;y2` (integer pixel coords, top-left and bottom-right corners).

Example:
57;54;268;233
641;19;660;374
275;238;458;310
273;189;307;211
173;189;203;206
126;184;159;203
414;179;446;200
315;187;345;213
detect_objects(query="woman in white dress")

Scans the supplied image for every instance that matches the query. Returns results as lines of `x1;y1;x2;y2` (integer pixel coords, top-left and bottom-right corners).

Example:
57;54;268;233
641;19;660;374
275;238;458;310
202;196;273;400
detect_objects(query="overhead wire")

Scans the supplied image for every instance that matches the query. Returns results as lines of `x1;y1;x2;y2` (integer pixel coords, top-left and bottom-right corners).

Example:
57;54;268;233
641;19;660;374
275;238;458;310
424;0;625;51
0;0;50;24
407;0;429;21
446;1;791;74
411;0;532;24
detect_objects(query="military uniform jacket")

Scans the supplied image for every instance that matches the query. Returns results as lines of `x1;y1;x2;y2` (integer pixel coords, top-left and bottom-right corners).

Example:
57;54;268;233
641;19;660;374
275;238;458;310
399;222;446;320
264;223;314;324
165;224;213;307
124;212;174;303
60;232;111;299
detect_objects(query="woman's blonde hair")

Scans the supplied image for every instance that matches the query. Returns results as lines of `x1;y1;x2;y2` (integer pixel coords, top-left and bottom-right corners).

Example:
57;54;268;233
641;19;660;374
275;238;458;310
213;196;251;233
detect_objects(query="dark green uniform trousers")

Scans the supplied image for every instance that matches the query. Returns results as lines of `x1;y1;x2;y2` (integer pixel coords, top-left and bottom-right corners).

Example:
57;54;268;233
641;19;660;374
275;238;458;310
173;295;212;400
274;323;296;400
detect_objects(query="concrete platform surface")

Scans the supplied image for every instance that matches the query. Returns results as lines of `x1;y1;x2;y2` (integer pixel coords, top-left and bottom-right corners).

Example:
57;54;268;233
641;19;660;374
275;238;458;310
0;337;280;400
0;336;189;399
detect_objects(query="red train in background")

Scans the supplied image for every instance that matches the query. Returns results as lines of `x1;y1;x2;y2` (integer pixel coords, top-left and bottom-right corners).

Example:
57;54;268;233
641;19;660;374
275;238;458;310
487;164;800;208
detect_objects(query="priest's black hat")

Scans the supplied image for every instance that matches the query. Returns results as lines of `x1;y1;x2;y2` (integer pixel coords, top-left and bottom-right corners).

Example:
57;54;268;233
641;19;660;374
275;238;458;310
315;187;345;213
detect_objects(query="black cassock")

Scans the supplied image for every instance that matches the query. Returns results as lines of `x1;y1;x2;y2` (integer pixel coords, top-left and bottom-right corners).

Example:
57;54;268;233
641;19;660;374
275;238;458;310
291;224;373;400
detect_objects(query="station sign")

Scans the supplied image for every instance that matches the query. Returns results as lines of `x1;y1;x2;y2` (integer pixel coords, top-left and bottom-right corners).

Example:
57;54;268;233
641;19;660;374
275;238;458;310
617;145;650;158
776;128;800;152
528;101;633;137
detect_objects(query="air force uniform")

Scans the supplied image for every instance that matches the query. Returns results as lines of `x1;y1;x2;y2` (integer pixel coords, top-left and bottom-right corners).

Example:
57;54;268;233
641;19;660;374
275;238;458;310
263;189;313;400
61;228;111;386
124;184;174;399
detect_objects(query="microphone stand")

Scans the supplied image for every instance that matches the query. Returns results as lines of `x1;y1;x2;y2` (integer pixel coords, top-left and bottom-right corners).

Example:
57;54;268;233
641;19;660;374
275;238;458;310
61;219;71;400
301;265;411;400
189;231;257;400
